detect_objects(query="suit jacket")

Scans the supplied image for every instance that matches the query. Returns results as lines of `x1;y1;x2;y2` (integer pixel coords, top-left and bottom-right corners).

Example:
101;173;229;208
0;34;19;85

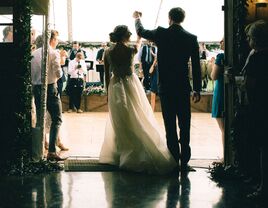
135;19;201;94
96;48;104;62
69;49;87;60
140;44;155;64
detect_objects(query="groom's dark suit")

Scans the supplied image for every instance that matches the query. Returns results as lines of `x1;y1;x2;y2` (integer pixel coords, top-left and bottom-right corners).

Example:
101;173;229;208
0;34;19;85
135;19;202;168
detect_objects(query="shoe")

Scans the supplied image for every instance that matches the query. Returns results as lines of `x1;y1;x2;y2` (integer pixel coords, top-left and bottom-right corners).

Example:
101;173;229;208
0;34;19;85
44;141;49;150
247;190;264;200
169;166;180;176
47;152;67;161
77;109;83;113
181;165;196;172
67;109;73;113
57;143;69;151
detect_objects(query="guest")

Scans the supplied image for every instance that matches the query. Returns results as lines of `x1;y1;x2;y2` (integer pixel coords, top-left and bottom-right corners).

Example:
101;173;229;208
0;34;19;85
211;38;224;157
69;41;87;60
243;20;268;201
138;41;155;93
199;42;208;60
57;47;68;98
31;37;68;151
133;52;144;82
67;52;87;113
2;26;13;42
31;35;43;127
67;41;87;103
96;42;107;86
149;43;158;111
44;112;69;151
31;31;67;161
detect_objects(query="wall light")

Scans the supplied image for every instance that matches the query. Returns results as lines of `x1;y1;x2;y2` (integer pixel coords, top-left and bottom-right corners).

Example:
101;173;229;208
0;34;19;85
255;0;268;7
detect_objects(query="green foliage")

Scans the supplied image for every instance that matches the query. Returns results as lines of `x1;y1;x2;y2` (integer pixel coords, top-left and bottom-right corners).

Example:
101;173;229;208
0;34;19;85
233;0;250;73
11;0;32;159
58;42;102;51
208;162;241;186
1;158;63;176
206;44;220;51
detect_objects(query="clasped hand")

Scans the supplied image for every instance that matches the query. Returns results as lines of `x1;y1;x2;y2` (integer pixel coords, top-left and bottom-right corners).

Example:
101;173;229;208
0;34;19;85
133;11;142;19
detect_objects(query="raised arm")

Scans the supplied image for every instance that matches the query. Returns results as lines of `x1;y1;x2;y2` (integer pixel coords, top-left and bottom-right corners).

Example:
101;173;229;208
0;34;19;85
133;11;156;41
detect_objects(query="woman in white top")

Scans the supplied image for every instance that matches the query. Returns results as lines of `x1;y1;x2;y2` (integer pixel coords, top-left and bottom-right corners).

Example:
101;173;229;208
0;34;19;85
67;52;87;113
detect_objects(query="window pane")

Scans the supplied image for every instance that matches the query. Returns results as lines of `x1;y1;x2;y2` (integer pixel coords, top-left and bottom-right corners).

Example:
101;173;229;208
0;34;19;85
0;7;13;43
0;7;13;23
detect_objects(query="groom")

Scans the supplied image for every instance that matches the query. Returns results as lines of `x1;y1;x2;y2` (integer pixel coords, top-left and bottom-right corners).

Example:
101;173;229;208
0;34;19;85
133;7;202;172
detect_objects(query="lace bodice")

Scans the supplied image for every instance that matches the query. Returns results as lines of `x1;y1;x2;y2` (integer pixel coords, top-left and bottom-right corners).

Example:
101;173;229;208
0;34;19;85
105;43;137;78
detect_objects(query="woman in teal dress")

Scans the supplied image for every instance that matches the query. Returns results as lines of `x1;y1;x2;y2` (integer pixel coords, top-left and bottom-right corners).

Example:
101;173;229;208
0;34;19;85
211;39;224;157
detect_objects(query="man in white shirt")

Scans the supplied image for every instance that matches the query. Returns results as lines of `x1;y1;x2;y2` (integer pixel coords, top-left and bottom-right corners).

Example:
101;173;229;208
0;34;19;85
31;30;67;161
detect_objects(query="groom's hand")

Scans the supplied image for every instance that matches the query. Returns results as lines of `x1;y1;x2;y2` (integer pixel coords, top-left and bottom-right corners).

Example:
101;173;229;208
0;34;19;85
133;11;142;19
192;91;201;103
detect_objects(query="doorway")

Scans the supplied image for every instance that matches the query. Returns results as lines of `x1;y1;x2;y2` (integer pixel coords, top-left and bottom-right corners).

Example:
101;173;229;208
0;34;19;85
30;0;225;167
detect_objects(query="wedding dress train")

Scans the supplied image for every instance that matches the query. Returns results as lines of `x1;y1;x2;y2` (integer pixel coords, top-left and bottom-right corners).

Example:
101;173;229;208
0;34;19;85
99;73;176;174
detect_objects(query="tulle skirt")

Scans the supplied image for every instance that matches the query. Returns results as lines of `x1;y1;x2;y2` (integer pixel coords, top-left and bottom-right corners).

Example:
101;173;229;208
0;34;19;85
99;73;176;174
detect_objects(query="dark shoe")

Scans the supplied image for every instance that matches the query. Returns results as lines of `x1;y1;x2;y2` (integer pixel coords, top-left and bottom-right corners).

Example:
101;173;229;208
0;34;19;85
169;166;180;176
247;190;264;201
181;165;196;172
57;143;69;151
47;152;67;161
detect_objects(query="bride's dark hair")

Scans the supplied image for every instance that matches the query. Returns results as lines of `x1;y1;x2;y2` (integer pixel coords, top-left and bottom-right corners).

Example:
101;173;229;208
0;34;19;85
109;25;132;43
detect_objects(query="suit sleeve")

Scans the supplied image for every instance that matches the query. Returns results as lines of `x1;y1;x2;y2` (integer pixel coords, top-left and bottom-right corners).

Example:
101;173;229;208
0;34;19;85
96;49;102;61
135;19;157;42
191;36;202;92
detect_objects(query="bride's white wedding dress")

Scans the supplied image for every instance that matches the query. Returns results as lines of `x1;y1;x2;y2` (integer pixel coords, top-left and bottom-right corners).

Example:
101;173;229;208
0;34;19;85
99;43;176;174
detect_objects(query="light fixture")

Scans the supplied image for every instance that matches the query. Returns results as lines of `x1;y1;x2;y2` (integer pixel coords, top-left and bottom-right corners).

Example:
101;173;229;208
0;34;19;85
255;0;268;7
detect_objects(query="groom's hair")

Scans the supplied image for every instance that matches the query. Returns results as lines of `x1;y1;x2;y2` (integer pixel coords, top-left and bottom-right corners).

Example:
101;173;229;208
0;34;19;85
169;7;185;24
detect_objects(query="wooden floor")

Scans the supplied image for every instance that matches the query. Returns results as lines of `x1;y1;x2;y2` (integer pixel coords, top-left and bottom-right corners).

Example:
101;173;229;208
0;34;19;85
59;112;223;160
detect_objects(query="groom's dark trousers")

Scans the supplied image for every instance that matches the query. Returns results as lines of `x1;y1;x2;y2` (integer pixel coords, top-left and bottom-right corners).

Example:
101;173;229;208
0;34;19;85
135;18;202;167
160;91;191;165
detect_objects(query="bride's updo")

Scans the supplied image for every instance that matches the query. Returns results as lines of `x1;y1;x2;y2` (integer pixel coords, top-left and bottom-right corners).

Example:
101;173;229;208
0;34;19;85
109;25;132;43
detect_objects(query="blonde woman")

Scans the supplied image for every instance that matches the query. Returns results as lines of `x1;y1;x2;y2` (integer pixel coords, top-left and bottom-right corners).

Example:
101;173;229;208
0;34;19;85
211;39;224;157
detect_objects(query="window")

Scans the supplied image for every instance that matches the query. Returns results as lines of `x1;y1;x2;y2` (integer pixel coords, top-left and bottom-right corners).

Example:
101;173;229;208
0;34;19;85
0;7;13;43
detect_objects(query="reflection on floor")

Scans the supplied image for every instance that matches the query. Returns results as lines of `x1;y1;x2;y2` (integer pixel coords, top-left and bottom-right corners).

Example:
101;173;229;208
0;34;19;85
0;112;263;207
0;169;259;208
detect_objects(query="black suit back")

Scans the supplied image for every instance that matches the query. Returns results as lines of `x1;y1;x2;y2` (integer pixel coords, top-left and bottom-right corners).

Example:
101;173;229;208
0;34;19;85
136;21;201;94
155;25;200;93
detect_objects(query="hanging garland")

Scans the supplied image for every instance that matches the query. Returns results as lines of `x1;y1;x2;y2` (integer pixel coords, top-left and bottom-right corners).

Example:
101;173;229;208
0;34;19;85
233;0;250;73
13;0;32;159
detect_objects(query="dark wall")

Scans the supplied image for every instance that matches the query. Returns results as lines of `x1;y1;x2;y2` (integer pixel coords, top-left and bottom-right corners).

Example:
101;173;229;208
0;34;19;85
0;0;32;168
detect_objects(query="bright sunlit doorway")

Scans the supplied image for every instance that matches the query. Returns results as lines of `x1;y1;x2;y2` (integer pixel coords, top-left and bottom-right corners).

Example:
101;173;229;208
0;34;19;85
30;0;224;167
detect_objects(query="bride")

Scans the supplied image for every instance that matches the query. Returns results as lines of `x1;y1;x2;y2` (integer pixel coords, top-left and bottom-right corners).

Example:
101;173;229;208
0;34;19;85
99;25;177;174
